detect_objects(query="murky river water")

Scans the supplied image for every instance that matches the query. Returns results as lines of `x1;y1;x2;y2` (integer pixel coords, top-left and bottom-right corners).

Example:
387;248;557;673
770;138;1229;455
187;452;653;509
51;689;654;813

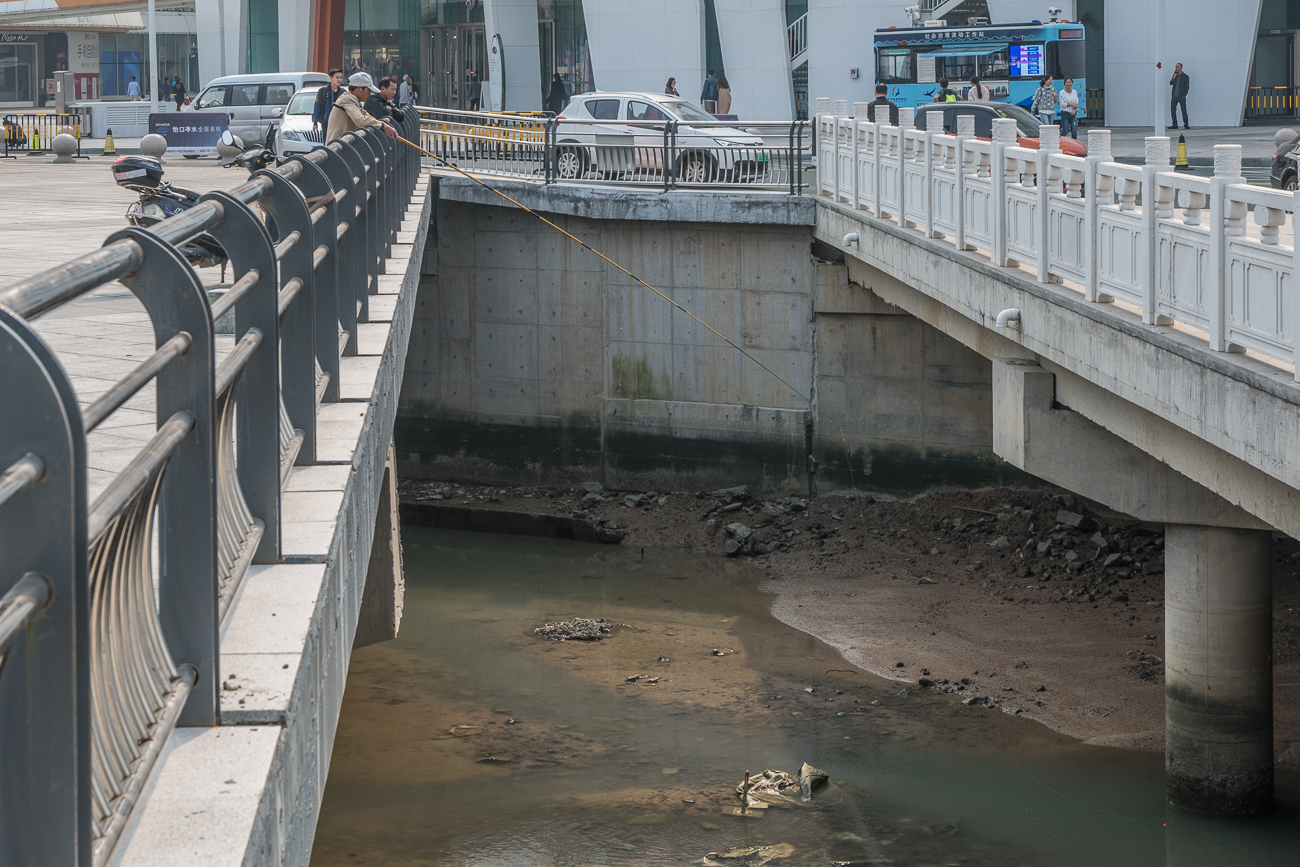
311;527;1300;866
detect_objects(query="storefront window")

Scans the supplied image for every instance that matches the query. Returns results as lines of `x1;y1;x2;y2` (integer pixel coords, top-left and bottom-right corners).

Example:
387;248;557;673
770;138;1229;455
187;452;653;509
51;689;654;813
344;0;422;82
97;34;197;99
0;43;36;105
538;0;593;101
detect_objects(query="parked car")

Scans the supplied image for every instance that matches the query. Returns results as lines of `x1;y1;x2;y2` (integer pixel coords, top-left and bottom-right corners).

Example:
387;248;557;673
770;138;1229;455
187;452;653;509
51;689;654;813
276;85;327;156
1270;133;1298;191
554;91;766;182
912;103;1088;156
189;72;330;150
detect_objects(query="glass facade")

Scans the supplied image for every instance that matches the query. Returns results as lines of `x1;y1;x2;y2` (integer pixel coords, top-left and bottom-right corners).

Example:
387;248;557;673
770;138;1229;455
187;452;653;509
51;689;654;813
343;0;591;109
538;0;593;102
247;0;280;73
344;0;422;81
99;33;199;99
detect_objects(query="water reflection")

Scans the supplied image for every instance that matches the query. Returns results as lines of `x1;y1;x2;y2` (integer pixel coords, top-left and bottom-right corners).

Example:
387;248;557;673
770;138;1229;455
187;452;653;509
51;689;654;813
311;528;1300;866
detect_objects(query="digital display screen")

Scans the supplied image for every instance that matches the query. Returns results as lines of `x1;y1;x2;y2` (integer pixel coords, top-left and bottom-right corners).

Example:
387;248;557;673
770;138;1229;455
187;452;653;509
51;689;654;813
1009;44;1043;77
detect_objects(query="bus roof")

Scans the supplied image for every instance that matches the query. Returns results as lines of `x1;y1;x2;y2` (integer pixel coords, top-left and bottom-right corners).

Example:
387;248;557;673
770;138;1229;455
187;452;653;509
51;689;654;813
873;22;1080;45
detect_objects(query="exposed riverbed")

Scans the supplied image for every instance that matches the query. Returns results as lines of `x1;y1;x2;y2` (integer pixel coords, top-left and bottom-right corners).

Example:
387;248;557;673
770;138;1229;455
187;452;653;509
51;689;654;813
310;527;1300;866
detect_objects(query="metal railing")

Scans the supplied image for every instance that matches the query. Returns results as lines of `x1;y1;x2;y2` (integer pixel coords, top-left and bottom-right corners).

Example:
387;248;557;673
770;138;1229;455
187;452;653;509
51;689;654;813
2;113;84;158
1246;85;1297;120
418;106;810;194
819;98;1300;381
0;111;421;866
788;12;808;63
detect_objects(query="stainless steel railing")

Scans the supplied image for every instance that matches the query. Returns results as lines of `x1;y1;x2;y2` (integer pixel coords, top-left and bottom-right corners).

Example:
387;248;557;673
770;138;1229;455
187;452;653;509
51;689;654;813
0;111;422;866
417;107;811;194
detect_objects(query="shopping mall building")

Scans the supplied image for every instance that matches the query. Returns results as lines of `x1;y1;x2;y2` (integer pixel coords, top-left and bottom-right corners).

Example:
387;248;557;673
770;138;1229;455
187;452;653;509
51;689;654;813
0;0;1295;129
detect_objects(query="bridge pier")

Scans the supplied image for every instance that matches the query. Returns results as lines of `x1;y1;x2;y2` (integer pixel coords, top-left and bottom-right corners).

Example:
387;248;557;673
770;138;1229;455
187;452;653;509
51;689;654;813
991;359;1275;814
1165;523;1274;814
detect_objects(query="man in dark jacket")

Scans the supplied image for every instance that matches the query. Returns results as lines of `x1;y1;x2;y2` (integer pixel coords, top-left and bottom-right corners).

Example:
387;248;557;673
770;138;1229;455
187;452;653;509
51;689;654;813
365;77;405;123
1170;62;1190;130
313;69;345;133
546;73;567;114
700;69;719;114
869;83;899;125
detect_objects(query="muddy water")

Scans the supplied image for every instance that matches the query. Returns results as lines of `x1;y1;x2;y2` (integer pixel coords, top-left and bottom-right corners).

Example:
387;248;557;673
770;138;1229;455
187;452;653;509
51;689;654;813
311;528;1300;866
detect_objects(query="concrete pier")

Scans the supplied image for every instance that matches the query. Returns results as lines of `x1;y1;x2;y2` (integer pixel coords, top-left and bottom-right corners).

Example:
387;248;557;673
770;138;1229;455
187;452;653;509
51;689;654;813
1165;524;1275;814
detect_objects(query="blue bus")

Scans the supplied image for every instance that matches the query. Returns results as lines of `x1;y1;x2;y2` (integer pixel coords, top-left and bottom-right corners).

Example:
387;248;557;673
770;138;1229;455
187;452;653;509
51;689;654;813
873;21;1085;115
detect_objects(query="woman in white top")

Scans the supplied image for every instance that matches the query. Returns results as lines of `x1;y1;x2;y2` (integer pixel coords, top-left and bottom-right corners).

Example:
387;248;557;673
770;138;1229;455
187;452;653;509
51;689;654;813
967;75;991;102
1058;77;1079;139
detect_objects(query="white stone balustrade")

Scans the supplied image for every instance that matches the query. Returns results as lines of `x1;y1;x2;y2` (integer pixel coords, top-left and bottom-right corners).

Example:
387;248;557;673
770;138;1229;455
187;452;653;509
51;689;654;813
814;98;1300;381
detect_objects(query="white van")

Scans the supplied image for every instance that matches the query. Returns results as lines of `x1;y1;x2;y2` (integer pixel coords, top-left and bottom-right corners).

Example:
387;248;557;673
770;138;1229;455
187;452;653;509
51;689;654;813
189;72;330;148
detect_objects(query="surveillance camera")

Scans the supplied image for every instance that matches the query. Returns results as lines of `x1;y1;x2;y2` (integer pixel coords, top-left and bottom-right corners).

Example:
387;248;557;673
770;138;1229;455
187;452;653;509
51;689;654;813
1047;6;1062;20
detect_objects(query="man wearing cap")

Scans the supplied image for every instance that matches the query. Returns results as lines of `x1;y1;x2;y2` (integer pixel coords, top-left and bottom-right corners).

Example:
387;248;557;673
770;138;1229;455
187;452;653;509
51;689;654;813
326;72;399;143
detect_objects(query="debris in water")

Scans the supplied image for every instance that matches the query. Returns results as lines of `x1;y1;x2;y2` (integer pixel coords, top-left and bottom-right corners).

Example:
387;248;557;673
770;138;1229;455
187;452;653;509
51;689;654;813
626;675;642;682
534;618;612;641
702;843;793;865
734;763;829;808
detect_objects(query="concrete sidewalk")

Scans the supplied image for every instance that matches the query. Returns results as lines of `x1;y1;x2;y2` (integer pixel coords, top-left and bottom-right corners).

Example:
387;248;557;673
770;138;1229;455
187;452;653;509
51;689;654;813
1103;123;1289;164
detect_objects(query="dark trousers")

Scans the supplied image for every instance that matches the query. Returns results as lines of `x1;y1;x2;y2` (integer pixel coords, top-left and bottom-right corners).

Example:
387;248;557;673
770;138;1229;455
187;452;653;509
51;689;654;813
1171;95;1189;128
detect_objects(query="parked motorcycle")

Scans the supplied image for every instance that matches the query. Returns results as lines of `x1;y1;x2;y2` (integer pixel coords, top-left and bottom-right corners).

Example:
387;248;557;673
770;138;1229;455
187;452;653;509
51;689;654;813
111;131;279;271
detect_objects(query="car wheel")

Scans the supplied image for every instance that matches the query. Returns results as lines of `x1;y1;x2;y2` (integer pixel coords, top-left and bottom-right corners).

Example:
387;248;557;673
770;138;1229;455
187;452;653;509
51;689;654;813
1286;173;1298;192
676;151;716;184
555;146;585;179
183;154;200;160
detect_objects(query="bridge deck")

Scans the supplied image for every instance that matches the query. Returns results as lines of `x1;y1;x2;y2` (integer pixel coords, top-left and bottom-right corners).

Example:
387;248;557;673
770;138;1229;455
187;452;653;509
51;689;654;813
2;159;432;865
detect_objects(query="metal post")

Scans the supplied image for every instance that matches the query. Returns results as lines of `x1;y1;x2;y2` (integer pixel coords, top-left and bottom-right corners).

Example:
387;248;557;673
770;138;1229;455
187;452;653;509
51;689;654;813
148;0;159;113
198;190;281;564
308;145;357;399
0;309;90;867
257;167;320;464
107;227;220;727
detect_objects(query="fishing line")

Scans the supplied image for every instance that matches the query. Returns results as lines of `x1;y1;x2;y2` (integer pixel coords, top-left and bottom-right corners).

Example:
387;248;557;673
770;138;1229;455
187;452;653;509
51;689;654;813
397;134;811;406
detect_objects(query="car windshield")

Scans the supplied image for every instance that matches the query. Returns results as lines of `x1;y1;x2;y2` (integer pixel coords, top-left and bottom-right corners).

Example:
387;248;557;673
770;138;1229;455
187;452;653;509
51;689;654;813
993;104;1045;137
288;93;316;115
660;100;718;123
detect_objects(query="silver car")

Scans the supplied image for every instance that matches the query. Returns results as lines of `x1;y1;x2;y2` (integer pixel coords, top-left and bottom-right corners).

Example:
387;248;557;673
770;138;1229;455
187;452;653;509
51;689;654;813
554;91;767;183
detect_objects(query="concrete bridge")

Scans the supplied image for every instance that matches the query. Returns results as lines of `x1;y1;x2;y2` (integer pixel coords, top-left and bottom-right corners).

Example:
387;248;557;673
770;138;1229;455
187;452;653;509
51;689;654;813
3;102;1299;866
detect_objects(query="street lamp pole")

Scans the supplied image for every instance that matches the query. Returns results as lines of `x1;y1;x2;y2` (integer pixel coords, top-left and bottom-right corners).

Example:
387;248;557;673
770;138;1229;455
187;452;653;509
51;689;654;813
148;0;159;112
1154;0;1165;137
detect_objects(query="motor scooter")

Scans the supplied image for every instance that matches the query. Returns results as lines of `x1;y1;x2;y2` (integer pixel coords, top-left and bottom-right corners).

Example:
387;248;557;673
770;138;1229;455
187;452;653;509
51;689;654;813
111;131;279;272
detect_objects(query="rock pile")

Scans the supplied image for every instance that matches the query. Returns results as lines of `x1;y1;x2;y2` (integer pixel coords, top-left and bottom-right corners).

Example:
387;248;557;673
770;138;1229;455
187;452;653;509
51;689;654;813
533;618;612;642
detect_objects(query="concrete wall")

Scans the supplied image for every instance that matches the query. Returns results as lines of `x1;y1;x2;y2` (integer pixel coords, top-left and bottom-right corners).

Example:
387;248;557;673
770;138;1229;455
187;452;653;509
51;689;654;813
714;0;794;120
396;179;1009;495
484;0;545;112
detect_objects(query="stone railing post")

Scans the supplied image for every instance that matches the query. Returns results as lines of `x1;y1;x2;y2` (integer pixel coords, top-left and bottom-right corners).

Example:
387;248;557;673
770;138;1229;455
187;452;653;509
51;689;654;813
955;113;974;252
1083;128;1113;302
1141;136;1171;324
1036;124;1060;283
870;103;887;215
853;102;870;208
1294;184;1300;381
991;117;1016;266
815;98;831;197
924;110;943;238
1209;144;1245;351
897;107;914;226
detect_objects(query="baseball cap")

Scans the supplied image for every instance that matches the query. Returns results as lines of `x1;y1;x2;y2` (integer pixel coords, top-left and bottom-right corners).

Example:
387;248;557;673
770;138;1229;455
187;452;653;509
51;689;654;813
348;72;377;90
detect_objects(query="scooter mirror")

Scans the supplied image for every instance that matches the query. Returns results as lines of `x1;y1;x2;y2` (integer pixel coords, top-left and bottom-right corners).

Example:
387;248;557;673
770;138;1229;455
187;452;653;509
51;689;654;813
216;130;244;158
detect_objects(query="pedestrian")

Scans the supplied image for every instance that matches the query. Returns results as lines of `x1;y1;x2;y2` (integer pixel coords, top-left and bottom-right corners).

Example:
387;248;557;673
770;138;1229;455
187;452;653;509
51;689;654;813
716;70;732;115
313;68;345;134
326;72;399;143
1170;62;1190;129
172;77;186;111
1031;75;1057;126
665;77;679;97
869;82;899;125
700;68;719;114
933;77;957;103
365;76;404;122
126;76;141;100
469;73;481;111
546;72;567;114
399;74;416;107
967;75;990;102
1058;76;1079;139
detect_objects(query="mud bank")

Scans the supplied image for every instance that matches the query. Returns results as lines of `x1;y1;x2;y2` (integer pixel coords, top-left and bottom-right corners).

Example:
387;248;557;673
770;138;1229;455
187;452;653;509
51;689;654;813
398;478;1300;765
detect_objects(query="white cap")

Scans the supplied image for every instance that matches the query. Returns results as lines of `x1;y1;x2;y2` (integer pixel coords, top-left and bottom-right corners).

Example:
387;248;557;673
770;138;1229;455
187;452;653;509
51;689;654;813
348;72;377;91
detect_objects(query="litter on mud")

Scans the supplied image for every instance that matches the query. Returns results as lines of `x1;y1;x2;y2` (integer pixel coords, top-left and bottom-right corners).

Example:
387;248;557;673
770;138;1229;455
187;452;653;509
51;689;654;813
735;763;829;809
533;618;612;641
